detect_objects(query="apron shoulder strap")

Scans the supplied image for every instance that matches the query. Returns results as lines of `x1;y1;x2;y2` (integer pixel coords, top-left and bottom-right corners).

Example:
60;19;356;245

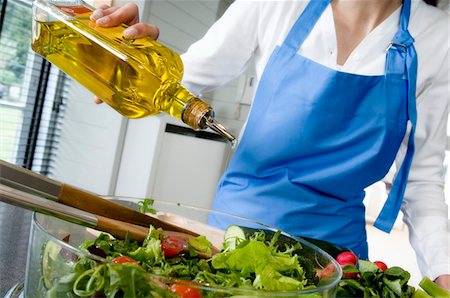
284;0;330;50
374;0;418;233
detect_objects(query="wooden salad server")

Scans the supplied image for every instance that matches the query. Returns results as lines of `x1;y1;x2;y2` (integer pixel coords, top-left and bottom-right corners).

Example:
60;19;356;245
0;160;198;237
0;183;150;242
0;183;219;258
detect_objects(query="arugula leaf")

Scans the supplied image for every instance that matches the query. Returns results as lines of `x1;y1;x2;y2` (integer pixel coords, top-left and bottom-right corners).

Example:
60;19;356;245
106;263;176;297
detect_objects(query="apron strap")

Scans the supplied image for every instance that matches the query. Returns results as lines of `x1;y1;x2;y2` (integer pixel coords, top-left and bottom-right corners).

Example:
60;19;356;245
374;0;418;233
284;0;330;50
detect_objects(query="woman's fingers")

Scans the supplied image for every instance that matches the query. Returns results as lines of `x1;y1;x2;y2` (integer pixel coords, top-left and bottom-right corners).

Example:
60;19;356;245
90;3;159;40
89;3;159;106
94;97;103;104
90;4;114;21
94;3;140;27
123;23;160;40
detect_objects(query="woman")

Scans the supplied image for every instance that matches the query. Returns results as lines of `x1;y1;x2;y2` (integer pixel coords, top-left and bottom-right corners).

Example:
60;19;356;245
91;0;449;288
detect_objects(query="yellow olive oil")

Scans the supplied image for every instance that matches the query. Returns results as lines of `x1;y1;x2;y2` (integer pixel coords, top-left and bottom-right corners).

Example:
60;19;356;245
31;1;235;143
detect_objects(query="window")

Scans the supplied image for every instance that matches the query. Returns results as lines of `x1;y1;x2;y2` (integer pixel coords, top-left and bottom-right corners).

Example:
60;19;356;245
0;0;69;174
0;1;70;294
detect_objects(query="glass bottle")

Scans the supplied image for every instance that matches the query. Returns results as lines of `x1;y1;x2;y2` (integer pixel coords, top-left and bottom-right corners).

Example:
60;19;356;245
31;0;235;144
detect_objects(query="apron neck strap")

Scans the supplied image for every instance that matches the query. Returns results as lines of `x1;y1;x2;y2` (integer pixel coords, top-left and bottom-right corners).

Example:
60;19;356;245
283;0;331;50
400;0;411;30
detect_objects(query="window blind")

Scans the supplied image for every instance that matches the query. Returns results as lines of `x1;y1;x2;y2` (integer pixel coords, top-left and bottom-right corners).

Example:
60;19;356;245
0;0;70;174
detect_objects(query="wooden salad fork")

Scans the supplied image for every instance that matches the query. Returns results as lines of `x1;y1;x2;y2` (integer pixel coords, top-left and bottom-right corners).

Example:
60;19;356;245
0;160;220;257
0;160;197;235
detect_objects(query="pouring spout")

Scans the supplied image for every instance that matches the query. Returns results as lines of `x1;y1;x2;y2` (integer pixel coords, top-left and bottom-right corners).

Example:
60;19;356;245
204;115;237;148
182;98;237;146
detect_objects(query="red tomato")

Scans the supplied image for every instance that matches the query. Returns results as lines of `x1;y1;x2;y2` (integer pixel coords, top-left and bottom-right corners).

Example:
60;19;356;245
374;261;388;271
170;284;202;298
111;256;140;265
336;251;358;266
161;236;185;258
342;267;358;279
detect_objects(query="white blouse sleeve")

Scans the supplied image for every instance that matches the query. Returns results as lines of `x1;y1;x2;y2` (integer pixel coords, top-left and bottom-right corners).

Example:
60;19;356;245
401;45;450;280
180;0;260;95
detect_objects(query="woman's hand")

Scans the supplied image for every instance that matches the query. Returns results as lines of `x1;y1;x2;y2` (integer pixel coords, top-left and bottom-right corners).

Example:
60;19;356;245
90;3;159;40
89;3;160;104
435;274;450;290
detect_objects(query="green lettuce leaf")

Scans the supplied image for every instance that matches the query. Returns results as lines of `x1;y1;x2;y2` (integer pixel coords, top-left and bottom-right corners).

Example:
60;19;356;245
128;226;163;264
211;237;305;291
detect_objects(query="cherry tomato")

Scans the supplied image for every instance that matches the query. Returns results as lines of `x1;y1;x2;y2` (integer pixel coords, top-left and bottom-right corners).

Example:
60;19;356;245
342;265;358;279
336;251;358;266
374;261;388;271
161;236;185;258
111;256;140;265
169;284;202;298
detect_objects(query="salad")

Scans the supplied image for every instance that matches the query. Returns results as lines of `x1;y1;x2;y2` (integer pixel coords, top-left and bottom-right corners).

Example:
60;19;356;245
40;224;332;297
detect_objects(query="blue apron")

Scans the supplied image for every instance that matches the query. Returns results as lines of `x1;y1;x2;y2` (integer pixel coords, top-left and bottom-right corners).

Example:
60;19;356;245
210;0;417;259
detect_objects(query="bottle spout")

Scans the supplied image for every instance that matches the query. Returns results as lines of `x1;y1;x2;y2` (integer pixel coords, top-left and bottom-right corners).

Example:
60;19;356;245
204;115;237;148
182;98;237;147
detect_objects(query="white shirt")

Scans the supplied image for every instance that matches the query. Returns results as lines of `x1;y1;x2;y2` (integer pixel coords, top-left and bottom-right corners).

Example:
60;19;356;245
181;0;450;280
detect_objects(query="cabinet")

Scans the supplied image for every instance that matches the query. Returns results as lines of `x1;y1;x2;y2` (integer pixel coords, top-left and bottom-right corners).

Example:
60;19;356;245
150;124;231;209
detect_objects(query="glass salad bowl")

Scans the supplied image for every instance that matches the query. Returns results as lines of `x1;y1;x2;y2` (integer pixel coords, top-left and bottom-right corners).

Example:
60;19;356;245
24;198;342;297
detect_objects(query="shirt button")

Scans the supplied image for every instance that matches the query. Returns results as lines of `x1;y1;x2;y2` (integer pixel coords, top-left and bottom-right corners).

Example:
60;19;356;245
353;53;361;61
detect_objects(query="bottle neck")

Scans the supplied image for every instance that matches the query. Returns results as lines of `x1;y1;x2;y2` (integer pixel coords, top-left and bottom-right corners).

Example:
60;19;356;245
182;98;212;130
155;81;194;120
158;81;237;145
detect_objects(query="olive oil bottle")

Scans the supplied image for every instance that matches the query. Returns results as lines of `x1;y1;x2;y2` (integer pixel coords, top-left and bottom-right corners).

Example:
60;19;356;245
31;0;235;144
